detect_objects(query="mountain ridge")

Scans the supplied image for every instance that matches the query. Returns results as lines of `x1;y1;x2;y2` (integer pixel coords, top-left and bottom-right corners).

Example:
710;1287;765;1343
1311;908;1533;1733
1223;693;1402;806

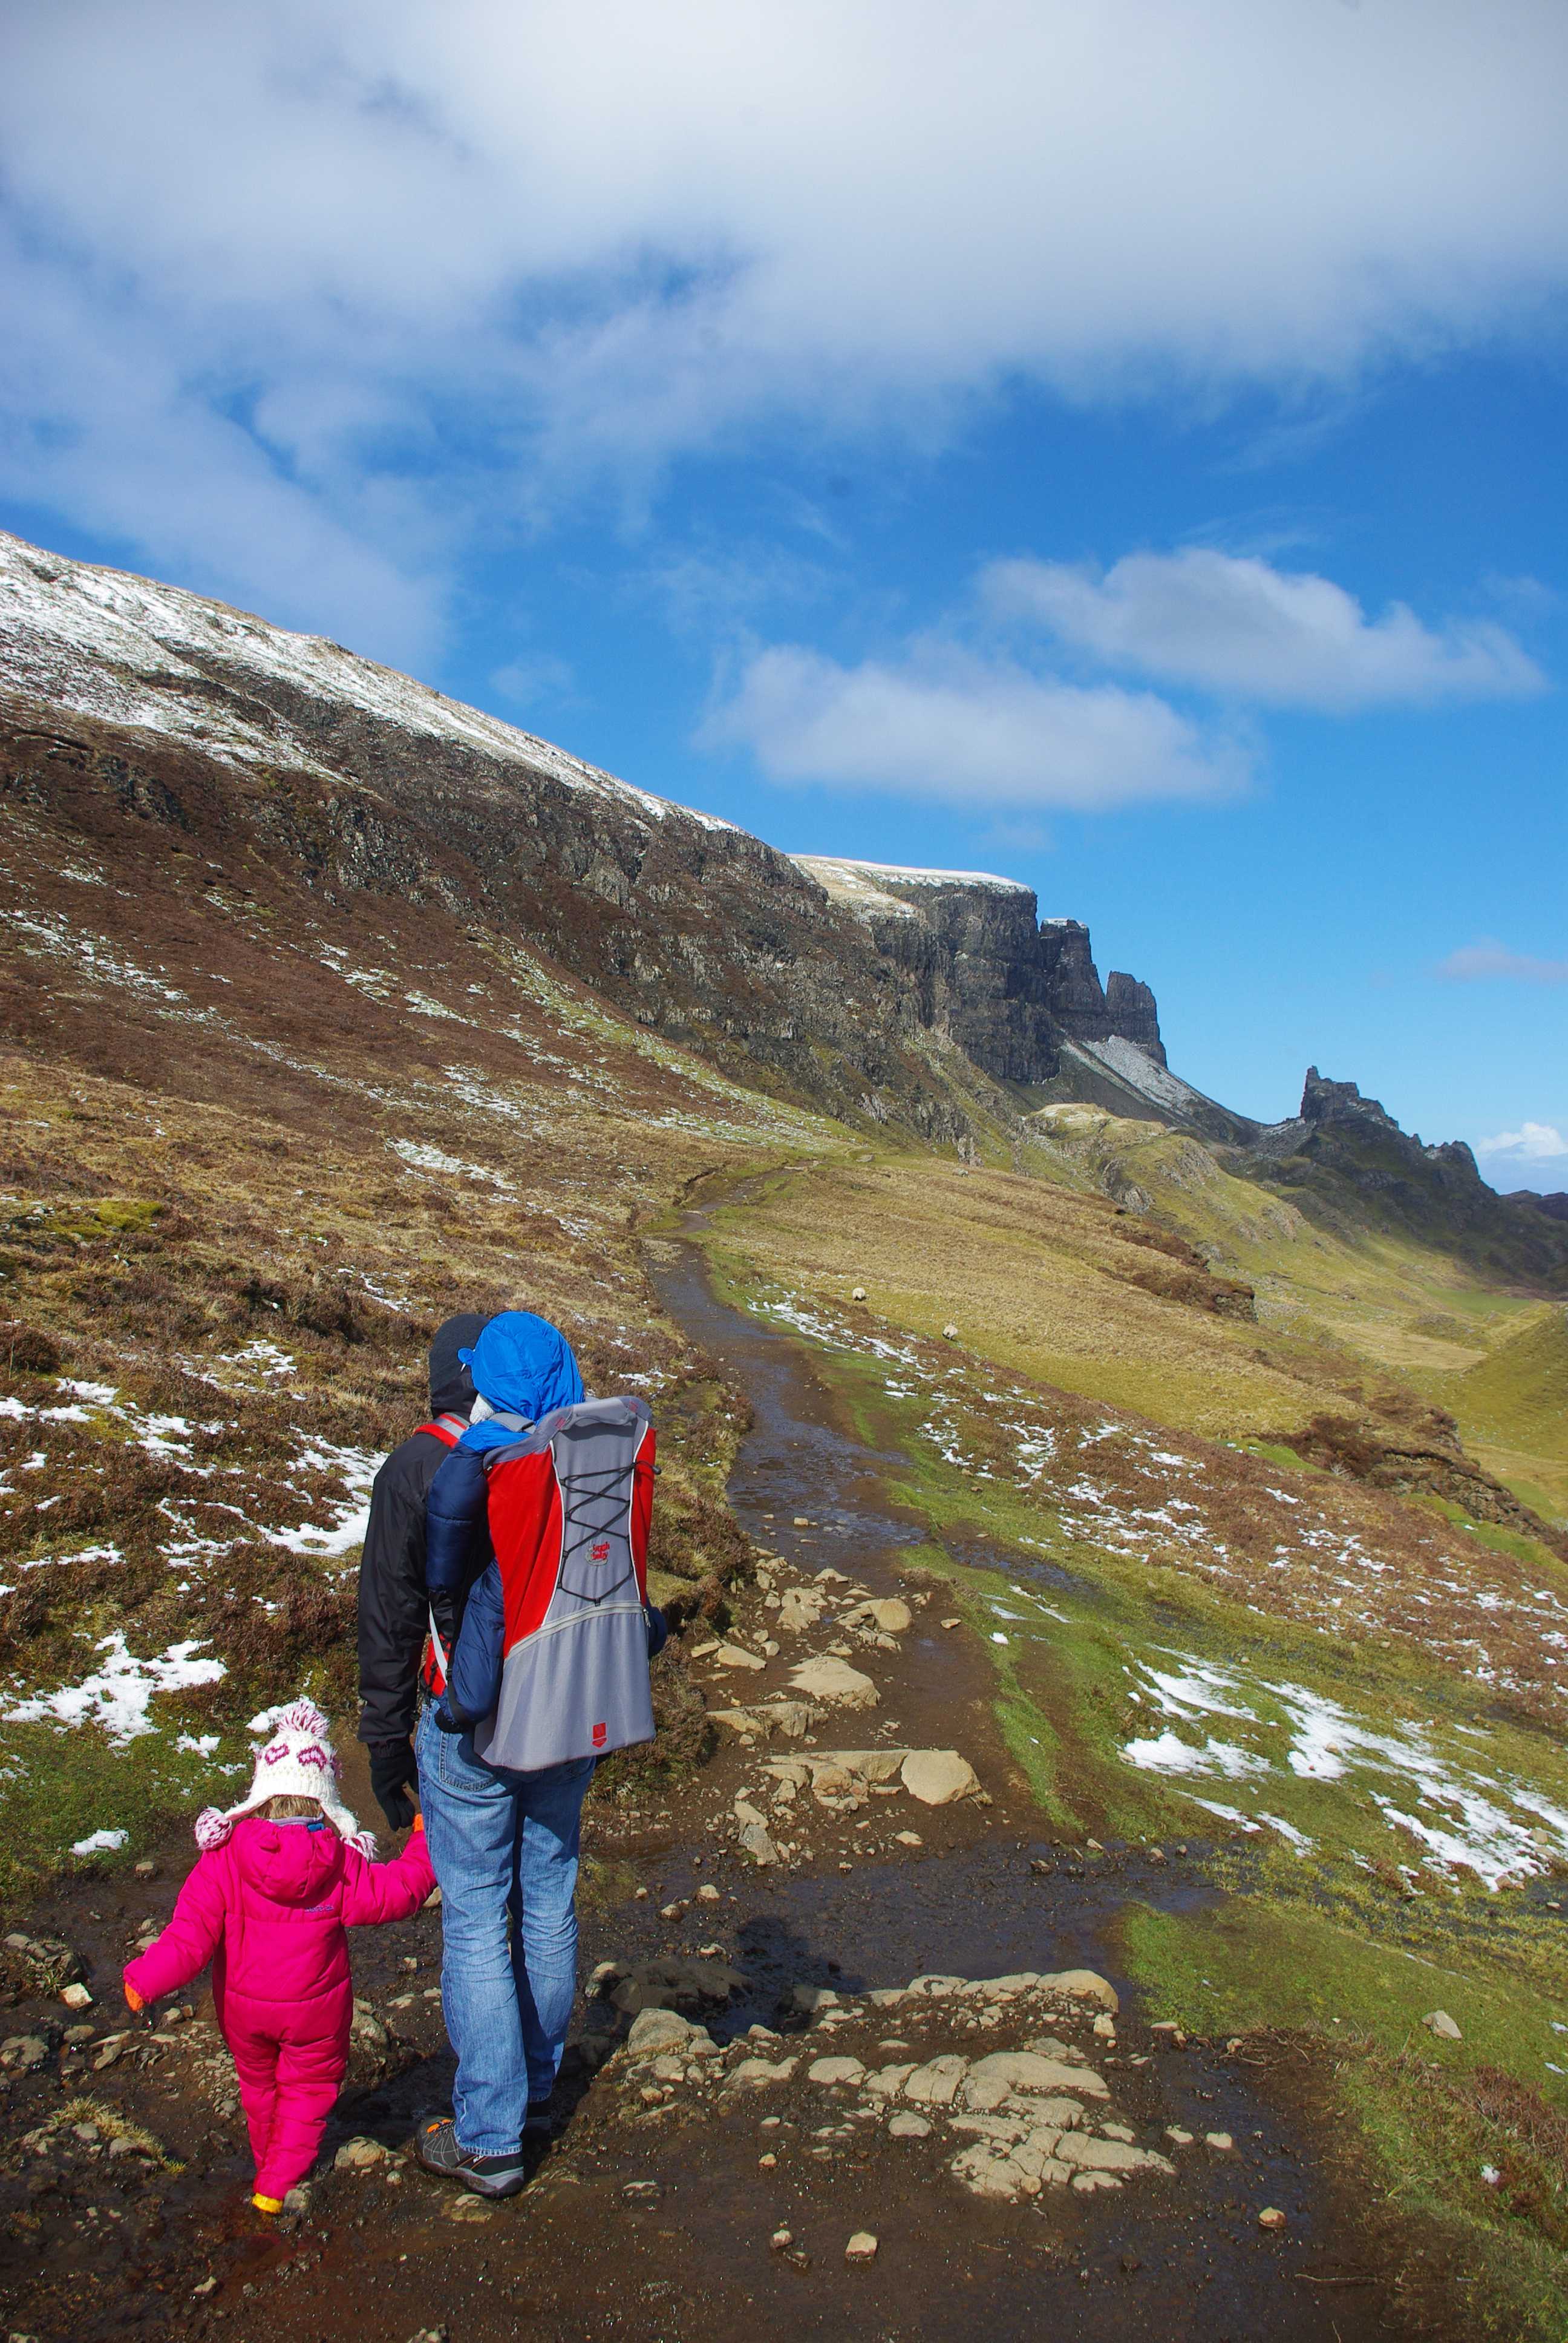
1;527;1160;1138
2;525;1561;1305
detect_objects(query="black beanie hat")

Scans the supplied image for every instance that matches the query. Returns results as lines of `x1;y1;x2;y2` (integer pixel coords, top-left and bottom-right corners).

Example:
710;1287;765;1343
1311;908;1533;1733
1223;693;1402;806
427;1312;486;1417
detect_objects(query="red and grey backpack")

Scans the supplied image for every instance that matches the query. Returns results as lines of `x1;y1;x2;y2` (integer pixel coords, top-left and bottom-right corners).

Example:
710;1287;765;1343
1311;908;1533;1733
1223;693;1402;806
469;1395;656;1771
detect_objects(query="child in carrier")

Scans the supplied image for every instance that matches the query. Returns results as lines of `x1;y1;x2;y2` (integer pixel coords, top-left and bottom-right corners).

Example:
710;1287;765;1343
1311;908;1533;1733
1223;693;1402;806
122;1697;434;2214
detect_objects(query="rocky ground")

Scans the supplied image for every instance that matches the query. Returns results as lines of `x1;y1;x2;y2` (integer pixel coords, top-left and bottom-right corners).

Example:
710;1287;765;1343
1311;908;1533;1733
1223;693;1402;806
0;1226;1466;2343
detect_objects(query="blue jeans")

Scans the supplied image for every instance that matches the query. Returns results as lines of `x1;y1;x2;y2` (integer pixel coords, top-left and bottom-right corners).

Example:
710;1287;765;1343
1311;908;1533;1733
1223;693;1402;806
415;1705;593;2156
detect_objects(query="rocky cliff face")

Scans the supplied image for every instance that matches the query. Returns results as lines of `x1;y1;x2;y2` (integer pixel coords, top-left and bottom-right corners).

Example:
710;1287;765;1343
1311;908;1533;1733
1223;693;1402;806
791;857;1165;1086
0;532;1019;1138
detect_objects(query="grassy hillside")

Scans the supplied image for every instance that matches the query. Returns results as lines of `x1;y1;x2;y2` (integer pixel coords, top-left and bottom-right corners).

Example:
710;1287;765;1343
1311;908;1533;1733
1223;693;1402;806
1431;1304;1568;1525
0;829;848;1898
1031;1102;1568;1535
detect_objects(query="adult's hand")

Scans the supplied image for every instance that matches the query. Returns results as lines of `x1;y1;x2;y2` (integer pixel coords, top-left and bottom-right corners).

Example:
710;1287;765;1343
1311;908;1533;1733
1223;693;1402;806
368;1739;420;1830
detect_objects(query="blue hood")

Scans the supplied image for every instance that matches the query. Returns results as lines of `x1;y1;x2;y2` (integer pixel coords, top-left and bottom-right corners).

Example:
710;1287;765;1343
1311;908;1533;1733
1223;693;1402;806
457;1312;584;1450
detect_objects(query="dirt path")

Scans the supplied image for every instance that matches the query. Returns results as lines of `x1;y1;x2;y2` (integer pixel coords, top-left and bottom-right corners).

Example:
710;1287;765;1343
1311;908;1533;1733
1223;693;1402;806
0;1207;1440;2342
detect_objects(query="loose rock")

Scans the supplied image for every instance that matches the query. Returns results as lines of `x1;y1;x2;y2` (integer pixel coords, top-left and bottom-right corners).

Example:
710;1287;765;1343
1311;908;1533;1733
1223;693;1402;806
900;1751;978;1806
808;2057;866;2086
844;1599;913;1636
788;1657;879;1709
844;2231;878;2261
441;2195;496;2223
1036;1969;1120;2014
726;2057;799;2089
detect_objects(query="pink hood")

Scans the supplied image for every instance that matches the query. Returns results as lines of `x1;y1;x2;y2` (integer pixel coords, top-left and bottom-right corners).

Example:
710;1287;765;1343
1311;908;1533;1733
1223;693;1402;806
231;1815;347;1907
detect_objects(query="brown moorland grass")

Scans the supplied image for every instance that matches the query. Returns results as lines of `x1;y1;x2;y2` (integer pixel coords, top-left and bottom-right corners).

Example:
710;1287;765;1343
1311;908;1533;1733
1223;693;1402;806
0;800;853;1890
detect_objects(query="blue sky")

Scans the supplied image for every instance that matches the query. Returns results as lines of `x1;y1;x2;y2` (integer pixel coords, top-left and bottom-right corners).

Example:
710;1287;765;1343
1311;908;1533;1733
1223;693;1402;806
2;2;1565;1184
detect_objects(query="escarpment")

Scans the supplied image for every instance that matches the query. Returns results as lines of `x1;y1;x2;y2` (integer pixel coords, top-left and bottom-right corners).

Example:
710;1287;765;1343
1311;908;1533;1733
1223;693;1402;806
0;529;1161;1140
791;856;1165;1087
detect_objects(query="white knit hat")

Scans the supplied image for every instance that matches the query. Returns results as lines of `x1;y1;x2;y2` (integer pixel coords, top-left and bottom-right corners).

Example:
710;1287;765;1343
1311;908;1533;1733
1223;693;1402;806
194;1697;374;1856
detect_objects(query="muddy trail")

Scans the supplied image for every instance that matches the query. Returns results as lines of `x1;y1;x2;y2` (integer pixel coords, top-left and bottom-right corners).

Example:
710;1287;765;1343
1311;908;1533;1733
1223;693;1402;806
0;1210;1446;2342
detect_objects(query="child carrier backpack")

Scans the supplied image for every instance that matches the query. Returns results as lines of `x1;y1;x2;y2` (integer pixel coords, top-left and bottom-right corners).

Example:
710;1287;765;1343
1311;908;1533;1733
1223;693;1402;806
471;1395;656;1771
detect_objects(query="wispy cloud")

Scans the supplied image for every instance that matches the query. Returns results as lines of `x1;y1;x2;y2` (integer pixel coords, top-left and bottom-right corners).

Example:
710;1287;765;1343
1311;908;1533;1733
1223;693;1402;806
1437;940;1568;983
984;550;1545;712
699;643;1251;811
489;653;576;712
1475;1122;1568;1163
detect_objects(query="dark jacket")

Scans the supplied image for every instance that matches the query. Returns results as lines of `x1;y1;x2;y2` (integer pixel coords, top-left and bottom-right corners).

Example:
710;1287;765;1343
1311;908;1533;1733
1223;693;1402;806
356;1313;483;1748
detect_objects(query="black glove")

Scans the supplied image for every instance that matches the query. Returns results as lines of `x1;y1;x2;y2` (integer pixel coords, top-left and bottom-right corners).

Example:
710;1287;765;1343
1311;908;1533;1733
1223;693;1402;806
367;1739;419;1830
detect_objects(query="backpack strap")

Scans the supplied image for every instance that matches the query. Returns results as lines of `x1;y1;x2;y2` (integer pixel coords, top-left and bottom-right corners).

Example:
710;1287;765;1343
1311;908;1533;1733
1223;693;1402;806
415;1415;465;1447
417;1414;466;1694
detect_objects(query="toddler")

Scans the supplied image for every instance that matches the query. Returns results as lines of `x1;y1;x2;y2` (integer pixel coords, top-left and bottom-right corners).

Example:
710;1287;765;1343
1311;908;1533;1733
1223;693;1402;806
123;1697;435;2213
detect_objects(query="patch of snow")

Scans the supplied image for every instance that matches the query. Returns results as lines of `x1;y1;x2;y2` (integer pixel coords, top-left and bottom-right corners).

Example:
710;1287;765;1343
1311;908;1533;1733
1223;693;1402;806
257;1437;382;1558
791;853;1032;920
70;1827;129;1855
222;1340;298;1383
388;1137;511;1189
1123;1731;1270;1780
1255;1812;1313;1852
19;1542;124;1575
403;990;469;1024
3;1634;226;1742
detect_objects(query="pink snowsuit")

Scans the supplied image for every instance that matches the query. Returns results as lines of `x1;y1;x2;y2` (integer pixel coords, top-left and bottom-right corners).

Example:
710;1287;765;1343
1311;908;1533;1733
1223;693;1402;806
123;1815;435;2202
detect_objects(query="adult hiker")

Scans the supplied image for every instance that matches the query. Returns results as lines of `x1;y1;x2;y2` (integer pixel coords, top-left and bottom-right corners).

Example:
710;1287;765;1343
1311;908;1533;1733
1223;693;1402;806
356;1312;485;1831
413;1309;668;2199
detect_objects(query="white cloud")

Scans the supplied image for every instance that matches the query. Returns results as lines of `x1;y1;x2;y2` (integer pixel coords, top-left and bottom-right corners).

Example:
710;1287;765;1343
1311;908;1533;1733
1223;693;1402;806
2;2;1568;631
984;550;1545;710
1472;1124;1556;1162
700;644;1250;810
1437;940;1568;983
489;653;576;710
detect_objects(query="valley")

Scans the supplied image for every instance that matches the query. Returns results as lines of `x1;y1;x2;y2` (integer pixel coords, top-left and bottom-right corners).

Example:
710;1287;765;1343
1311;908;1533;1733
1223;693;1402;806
1;531;1565;2338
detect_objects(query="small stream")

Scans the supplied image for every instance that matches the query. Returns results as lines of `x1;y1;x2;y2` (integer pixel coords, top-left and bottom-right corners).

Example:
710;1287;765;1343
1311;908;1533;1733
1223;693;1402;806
647;1202;1211;1990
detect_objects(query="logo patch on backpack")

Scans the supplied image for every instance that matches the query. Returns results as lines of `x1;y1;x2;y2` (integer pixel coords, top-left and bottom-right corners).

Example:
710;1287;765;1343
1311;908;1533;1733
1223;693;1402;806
592;1721;607;1748
591;1539;610;1562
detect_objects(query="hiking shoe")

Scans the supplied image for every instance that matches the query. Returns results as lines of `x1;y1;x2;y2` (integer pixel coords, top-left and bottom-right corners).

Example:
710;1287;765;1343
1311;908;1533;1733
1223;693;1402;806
524;2099;554;2138
414;2117;528;2198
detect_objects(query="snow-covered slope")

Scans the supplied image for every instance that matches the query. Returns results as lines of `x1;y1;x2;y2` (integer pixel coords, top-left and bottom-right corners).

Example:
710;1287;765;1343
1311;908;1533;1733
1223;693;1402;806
792;853;1033;918
0;529;735;834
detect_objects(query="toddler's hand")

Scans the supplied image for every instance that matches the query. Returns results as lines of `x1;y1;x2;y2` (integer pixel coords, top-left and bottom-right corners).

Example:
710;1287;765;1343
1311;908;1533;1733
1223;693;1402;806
124;1981;145;2014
